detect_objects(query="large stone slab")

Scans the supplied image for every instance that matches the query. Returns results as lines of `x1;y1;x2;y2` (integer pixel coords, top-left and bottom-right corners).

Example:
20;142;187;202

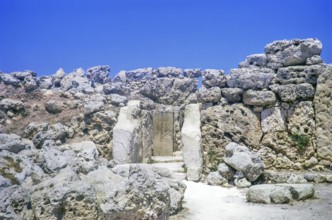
112;101;142;164
314;65;332;161
182;104;203;181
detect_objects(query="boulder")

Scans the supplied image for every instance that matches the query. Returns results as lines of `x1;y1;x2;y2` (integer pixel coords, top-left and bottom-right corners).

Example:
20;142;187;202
270;83;315;102
184;68;202;78
125;67;153;81
101;164;185;219
52;68;66;87
314;65;332;161
182;104;203;181
32;123;68;148
202;69;226;88
38;76;53;89
217;163;235;181
86;65;110;83
0;133;33;153
238;53;267;68
221;88;243;103
157;66;182;77
0;73;21;86
30;167;99;220
103;81;130;95
44;100;63;114
275;64;326;85
60;68;94;93
243;89;276;107
83;94;106;115
234;178;251;188
223;142;264;182
306;55;323;65
265;38;322;68
109;94;127;106
23;76;38;92
0;99;25;112
206;171;227;186
197;86;221;103
227;68;275;89
11;70;37;80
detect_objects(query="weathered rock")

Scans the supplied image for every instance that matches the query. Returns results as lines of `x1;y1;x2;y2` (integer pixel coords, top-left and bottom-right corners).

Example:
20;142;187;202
101;164;185;219
0;99;25;112
0;185;32;219
217;163;235;181
202;69;226;88
287;101;315;135
247;183;315;204
141;77;197;105
197;86;221;103
243;89;276;107
304;156;318;168
184;68;202;78
23;122;50;139
0;73;21;86
23;76;38;92
234;178;251;188
206;171;227;186
83;94;106;115
261;107;286;133
265;38;322;68
238;54;268;68
271;83;315;102
32;123;68;148
157;66;182;77
182;104;203;181
227;68;275;89
86;65;110;83
223;142;263;182
221;88;243;103
0;133;33;153
60;68;94;93
126;67;153;81
109;94;127;106
38;76;53;89
11;70;37;80
202;104;262;170
103;81;130;95
314;65;332;161
44;100;63;114
306;55;323;65
30;167;99;219
52;68;65;86
275;64;326;85
41;140;72;173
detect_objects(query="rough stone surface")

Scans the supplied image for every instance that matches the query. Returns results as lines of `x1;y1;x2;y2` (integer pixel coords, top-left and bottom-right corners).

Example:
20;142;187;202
239;54;268;68
227;68;275;89
44;100;63;114
265;38;322;68
197;86;221;103
221;88;243;103
206;171;227;186
223;142;264;182
271;83;315;102
202;69;226;88
86;65;110;83
314;65;332;161
0;133;33;153
182;104;203;181
261;107;286;133
243;89;276;107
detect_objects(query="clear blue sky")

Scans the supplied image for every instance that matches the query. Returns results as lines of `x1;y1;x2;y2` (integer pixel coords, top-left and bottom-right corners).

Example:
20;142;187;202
1;0;331;76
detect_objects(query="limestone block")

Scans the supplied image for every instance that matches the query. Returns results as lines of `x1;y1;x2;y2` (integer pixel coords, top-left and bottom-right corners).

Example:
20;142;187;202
182;104;203;181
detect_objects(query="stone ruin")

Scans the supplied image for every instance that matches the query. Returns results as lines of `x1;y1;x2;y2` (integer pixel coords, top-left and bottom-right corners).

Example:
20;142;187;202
0;38;332;219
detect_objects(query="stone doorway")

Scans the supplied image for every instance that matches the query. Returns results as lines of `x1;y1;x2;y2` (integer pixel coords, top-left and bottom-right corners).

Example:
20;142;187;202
152;110;174;156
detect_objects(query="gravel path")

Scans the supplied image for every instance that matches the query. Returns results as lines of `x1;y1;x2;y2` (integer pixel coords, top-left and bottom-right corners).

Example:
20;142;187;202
170;181;332;220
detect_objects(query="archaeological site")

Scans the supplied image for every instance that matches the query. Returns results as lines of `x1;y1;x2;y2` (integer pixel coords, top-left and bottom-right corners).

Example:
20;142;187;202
1;38;332;219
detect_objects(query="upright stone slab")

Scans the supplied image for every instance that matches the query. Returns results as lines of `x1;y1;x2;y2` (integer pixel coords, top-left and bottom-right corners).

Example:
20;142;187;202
182;104;203;181
112;100;142;164
152;109;174;156
314;65;332;161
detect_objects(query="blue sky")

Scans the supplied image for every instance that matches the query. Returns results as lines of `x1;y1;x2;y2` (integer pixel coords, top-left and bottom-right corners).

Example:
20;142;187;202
1;0;331;76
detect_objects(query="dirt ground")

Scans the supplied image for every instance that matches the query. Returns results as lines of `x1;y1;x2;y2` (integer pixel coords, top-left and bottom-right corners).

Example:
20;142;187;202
170;181;332;220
